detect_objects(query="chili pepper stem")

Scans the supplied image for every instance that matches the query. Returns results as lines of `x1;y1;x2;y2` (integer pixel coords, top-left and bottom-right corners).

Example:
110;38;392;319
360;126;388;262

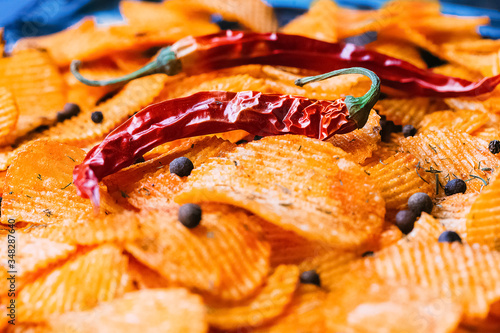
70;46;182;87
295;67;380;129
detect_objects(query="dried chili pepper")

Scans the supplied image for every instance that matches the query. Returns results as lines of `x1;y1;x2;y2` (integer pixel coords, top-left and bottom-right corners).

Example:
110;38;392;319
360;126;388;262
72;30;500;98
73;67;379;208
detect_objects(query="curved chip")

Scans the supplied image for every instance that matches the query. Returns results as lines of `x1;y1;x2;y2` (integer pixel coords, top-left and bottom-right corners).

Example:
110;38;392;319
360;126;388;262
0;140;121;225
466;174;500;251
48;289;207;333
324;274;462;333
103;136;236;210
367;39;427;69
282;0;338;42
254;284;327;333
433;193;477;237
402;212;446;245
176;135;385;249
0;87;18;146
400;129;500;195
418;110;489;135
376;97;447;127
207;265;299;330
367;152;434;212
341;242;500;322
326;110;381;164
126;256;172;290
17;244;129;322
125;203;271;302
0;49;65;138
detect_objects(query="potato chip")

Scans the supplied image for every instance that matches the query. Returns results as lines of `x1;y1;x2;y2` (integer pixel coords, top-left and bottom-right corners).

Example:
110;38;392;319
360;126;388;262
344;242;500;321
326;110;381;164
466;173;500;251
256;216;330;267
433;193;477;236
126;256;172;290
48;288;207;333
110;51;150;73
0;49;65;138
402;212;446;245
0;87;18;146
400;129;500;195
281;0;338;42
324;274;462;333
376;97;447;127
126;204;271;302
371;221;404;250
176;135;385;249
367;152;434;212
366;38;427;69
444;50;500;78
418;110;489;135
361;134;403;168
432;63;483;82
104;136;235;210
253;284;327;333
0;234;76;293
0;140;120;225
24;210;142;246
207;265;299;330
17;244;128;322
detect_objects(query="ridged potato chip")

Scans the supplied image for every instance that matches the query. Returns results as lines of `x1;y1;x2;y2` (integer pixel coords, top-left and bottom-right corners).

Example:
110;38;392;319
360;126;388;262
254;284;327;333
402;212;446;245
432;63;483;82
400;129;500;195
418;110;489;135
367;38;427;69
176;135;385;249
0;140;120;225
126;256;172;290
324;274;462;333
104;136;235;210
433;193;478;237
207;265;299;330
0;49;65;138
282;0;338;42
48;289;207;333
466;174;500;251
326;110;381;164
367;152;434;212
17;244;129;322
125;204;271;302
0;87;18;146
376;97;447;127
343;242;500;321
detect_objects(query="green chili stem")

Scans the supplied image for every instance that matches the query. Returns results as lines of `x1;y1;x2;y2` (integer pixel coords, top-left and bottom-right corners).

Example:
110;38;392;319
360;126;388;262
70;47;181;87
295;67;380;128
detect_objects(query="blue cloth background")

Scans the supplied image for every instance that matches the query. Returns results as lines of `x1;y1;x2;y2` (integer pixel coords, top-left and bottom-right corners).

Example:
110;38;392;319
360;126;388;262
1;0;500;50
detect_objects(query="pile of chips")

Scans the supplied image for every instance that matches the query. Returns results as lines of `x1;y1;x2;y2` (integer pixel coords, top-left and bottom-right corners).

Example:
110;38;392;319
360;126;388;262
1;0;500;331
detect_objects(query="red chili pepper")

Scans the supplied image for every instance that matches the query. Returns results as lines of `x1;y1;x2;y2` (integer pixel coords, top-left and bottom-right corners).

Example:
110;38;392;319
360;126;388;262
71;30;500;98
73;67;379;208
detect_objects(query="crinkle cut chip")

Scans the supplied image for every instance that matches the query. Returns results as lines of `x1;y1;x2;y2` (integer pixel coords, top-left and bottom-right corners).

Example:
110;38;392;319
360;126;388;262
176;135;385;249
0;87;18;146
418;110;489;135
125;203;271;302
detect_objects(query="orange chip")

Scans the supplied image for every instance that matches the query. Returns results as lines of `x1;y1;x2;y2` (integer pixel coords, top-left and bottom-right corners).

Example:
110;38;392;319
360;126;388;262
0;234;76;295
366;38;427;69
207;265;299;330
324;274;462;333
343;242;500;322
401;129;500;195
256;216;331;267
254;284;327;333
466;173;500;251
361;134;403;168
433;193;477;236
367;152;434;212
17;244;128;322
402;212;446;245
126;256;172;290
0;140;120;225
0;87;18;146
432;63;483;82
125;204;271;302
371;221;404;250
281;0;338;42
0;49;65;138
418;110;490;135
48;288;207;333
176;135;385;249
110;51;150;73
326;110;381;164
376;97;447;127
104;136;236;210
